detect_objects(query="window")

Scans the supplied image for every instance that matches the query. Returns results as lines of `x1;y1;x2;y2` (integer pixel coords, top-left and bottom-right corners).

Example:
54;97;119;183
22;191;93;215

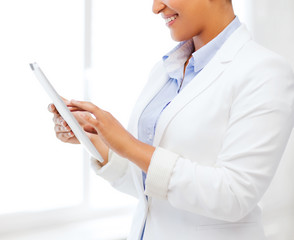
0;0;135;234
0;0;85;215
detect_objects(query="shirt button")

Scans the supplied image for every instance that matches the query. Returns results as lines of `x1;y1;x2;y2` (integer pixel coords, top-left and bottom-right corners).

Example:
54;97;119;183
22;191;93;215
148;133;153;141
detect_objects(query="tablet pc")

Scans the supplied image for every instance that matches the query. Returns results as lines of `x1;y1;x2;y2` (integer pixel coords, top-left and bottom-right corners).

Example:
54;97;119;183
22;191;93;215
30;62;104;163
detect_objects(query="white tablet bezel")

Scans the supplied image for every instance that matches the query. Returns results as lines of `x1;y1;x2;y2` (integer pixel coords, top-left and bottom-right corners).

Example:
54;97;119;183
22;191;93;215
30;62;104;163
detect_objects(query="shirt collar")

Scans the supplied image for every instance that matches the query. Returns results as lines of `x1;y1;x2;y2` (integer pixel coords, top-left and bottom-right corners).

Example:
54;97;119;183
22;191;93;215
162;16;241;80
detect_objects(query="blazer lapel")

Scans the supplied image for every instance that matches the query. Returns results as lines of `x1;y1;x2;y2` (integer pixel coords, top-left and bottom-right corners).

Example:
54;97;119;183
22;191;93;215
127;24;251;146
127;64;169;135
153;24;252;146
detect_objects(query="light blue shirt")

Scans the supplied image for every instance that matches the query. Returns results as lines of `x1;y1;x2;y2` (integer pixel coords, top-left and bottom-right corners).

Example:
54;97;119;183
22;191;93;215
138;16;241;239
138;17;241;150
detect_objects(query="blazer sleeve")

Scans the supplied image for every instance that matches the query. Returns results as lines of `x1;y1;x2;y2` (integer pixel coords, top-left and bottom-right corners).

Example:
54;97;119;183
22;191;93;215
91;149;139;198
144;57;294;222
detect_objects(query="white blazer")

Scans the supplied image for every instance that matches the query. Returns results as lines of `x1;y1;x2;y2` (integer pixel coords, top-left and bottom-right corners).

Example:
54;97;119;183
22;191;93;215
91;25;294;240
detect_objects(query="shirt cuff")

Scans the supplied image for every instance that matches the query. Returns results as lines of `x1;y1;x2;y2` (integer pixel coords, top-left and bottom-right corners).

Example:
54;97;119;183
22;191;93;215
144;147;178;199
90;150;129;183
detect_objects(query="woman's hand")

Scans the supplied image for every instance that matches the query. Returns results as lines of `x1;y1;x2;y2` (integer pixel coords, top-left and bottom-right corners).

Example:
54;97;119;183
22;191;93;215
48;98;79;144
69;99;155;172
48;98;109;163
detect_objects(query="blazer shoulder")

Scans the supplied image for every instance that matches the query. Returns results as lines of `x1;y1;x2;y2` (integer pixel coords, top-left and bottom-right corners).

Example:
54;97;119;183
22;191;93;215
238;40;293;71
227;40;294;108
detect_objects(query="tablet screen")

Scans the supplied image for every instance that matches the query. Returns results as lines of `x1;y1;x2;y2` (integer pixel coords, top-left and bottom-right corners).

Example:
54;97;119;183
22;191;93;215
30;62;104;163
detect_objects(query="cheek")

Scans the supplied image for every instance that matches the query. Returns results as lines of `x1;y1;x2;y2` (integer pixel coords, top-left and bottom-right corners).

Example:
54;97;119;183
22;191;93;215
163;0;177;5
163;0;185;12
183;8;207;31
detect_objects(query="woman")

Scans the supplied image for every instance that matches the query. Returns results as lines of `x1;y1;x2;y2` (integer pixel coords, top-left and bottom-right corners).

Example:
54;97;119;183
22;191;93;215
49;0;294;239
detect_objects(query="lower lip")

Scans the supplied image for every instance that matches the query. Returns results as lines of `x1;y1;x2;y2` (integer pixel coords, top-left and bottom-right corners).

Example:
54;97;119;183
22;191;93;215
166;17;177;27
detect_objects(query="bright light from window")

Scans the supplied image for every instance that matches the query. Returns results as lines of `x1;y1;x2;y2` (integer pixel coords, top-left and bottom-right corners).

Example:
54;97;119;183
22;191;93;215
0;0;84;214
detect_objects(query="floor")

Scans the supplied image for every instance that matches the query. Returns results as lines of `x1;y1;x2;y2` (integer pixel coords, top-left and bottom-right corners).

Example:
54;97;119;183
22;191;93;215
0;214;131;240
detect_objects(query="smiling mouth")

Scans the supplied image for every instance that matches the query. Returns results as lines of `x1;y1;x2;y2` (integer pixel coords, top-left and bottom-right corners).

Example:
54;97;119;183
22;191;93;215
165;15;178;24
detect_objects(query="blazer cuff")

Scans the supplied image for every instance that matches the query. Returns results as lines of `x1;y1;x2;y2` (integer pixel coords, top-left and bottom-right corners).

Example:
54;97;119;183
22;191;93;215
90;150;129;183
144;147;178;199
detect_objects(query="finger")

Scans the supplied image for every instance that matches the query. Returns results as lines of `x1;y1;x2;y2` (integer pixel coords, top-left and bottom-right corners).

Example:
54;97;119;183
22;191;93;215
79;113;101;130
49;96;69;113
54;124;71;133
70;100;101;118
53;115;67;127
83;125;98;134
48;104;58;114
56;131;75;141
67;106;86;112
60;96;70;105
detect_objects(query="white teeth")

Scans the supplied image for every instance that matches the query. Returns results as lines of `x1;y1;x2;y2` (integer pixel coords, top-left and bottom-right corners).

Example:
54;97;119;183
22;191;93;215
166;15;177;24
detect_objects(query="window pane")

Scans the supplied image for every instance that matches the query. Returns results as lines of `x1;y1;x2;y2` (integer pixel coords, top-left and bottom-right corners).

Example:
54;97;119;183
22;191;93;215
0;0;84;214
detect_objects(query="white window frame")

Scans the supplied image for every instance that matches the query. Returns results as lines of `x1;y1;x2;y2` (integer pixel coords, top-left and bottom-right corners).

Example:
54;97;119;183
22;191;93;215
0;0;134;235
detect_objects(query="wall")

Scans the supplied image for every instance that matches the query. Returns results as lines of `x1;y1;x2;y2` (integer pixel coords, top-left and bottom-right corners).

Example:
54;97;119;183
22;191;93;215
239;1;294;239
